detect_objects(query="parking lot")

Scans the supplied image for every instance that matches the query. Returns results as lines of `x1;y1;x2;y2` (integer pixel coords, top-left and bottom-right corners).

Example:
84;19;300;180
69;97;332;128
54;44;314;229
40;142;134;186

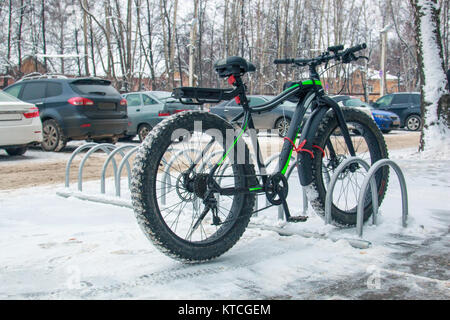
0;130;420;191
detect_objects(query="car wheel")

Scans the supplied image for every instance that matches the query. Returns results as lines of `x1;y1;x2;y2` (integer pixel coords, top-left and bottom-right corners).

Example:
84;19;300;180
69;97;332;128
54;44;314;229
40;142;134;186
405;115;421;131
5;146;27;156
275;117;291;137
381;130;391;134
138;124;152;142
41;119;66;152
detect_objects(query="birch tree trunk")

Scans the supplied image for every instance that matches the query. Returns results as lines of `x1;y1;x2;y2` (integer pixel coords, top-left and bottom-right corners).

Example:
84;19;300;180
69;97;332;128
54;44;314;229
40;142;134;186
189;0;199;86
410;0;450;152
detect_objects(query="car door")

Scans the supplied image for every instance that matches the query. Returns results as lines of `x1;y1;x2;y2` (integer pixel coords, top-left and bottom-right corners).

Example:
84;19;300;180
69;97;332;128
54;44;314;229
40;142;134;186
373;94;393;111
223;99;241;121
124;93;143;133
141;93;164;127
388;94;411;120
19;82;48;112
250;97;271;128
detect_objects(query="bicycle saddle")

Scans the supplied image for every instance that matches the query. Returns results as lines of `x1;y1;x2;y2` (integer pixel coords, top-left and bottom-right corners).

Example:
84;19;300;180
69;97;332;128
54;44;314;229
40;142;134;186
214;56;256;78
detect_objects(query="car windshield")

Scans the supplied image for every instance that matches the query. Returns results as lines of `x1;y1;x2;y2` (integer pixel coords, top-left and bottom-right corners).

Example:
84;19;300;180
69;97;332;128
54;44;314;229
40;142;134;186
71;80;120;96
0;90;21;102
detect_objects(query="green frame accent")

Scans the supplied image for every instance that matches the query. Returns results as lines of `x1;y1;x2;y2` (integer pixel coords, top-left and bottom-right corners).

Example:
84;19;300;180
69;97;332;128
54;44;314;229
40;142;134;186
281;126;302;175
302;80;322;86
217;120;248;166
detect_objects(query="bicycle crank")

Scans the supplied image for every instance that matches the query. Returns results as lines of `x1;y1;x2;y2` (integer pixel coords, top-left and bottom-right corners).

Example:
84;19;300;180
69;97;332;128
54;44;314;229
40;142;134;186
265;173;308;223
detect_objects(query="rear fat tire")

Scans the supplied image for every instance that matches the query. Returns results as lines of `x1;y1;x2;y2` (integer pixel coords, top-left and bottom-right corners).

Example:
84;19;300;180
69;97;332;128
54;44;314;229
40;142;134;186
305;108;389;226
41;119;66;152
131;111;257;262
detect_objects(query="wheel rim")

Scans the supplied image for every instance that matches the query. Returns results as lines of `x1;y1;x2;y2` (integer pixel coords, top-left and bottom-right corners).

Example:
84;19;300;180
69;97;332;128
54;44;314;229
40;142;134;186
277;118;290;136
321;121;380;214
407;116;420;131
43;124;58;149
153;130;245;244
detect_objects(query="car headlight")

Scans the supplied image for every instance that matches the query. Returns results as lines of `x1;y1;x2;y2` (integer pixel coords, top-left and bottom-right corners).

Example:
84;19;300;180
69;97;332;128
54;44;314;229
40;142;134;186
373;114;389;119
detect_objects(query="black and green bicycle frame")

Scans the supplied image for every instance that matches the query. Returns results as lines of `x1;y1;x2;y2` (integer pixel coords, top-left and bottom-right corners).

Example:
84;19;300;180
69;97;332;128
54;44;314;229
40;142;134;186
186;76;357;198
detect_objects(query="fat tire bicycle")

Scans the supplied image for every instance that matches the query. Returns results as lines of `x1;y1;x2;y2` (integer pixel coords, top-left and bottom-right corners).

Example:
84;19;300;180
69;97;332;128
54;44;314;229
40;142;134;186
131;43;389;262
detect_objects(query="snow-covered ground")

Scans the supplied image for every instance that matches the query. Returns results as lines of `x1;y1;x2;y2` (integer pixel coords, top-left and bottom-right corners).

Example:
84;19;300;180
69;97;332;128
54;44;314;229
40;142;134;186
0;147;449;299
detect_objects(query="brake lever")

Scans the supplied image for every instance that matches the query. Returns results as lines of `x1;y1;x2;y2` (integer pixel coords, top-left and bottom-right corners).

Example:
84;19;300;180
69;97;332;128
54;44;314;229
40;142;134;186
356;55;369;61
342;52;357;63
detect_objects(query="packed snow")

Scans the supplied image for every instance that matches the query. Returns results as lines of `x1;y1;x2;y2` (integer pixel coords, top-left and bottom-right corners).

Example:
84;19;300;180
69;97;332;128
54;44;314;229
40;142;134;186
0;147;449;299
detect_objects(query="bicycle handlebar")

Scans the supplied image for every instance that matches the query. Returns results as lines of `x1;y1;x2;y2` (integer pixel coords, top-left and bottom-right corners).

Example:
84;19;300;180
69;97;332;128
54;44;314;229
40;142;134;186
274;43;367;66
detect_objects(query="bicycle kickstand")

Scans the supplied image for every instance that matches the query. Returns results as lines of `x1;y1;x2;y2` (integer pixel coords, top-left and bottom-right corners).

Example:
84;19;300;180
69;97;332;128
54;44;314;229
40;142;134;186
279;191;308;223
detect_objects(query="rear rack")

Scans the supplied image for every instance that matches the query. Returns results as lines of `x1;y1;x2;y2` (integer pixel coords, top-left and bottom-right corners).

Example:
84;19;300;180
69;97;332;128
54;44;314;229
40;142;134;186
172;87;238;105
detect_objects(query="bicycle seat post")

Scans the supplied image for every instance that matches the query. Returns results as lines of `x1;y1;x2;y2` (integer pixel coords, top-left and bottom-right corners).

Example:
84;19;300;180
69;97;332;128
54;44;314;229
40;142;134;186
228;74;250;110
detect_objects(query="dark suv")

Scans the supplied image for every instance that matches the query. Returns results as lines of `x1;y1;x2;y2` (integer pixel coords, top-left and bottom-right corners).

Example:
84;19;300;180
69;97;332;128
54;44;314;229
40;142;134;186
371;92;421;131
4;76;128;151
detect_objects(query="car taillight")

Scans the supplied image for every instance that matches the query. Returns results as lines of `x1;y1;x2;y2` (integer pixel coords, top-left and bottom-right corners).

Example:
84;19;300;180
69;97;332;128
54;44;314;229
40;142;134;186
158;111;170;116
23;107;40;118
120;98;127;106
68;97;95;106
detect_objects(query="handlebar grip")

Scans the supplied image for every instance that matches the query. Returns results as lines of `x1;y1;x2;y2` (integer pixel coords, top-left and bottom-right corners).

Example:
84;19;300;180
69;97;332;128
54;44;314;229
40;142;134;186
274;58;295;64
328;44;344;52
347;43;367;54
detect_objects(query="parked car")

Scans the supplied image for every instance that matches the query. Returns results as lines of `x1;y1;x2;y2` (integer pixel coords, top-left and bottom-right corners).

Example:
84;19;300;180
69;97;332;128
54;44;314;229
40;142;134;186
331;95;400;133
122;91;200;142
3;75;128;151
210;95;303;137
0;90;42;156
371;92;421;131
331;95;376;120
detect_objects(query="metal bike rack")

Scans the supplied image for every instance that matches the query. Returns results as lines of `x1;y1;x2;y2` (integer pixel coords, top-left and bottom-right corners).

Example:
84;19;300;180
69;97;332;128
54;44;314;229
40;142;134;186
64;143;118;190
357;159;408;237
65;143;100;188
77;144;120;192
115;146;140;197
101;144;136;194
60;142;137;198
325;156;409;237
57;143;375;250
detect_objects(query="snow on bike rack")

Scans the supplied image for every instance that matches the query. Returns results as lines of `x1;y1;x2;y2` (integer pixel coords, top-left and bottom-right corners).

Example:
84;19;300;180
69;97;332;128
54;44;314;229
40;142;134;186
325;156;409;237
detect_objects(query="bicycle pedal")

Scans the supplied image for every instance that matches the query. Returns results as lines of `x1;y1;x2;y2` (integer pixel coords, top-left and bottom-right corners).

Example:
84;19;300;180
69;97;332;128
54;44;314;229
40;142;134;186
286;216;308;223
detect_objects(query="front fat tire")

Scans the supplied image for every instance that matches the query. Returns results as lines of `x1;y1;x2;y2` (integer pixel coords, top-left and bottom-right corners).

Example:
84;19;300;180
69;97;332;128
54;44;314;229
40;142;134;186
305;108;389;226
131;111;256;262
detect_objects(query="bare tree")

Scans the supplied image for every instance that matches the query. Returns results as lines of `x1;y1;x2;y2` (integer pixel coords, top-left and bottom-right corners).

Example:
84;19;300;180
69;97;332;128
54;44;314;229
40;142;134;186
410;0;450;151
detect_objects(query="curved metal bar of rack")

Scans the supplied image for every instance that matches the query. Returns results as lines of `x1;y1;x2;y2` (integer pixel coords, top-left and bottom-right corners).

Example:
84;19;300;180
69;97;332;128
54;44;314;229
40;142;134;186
357;159;408;237
78;144;117;192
